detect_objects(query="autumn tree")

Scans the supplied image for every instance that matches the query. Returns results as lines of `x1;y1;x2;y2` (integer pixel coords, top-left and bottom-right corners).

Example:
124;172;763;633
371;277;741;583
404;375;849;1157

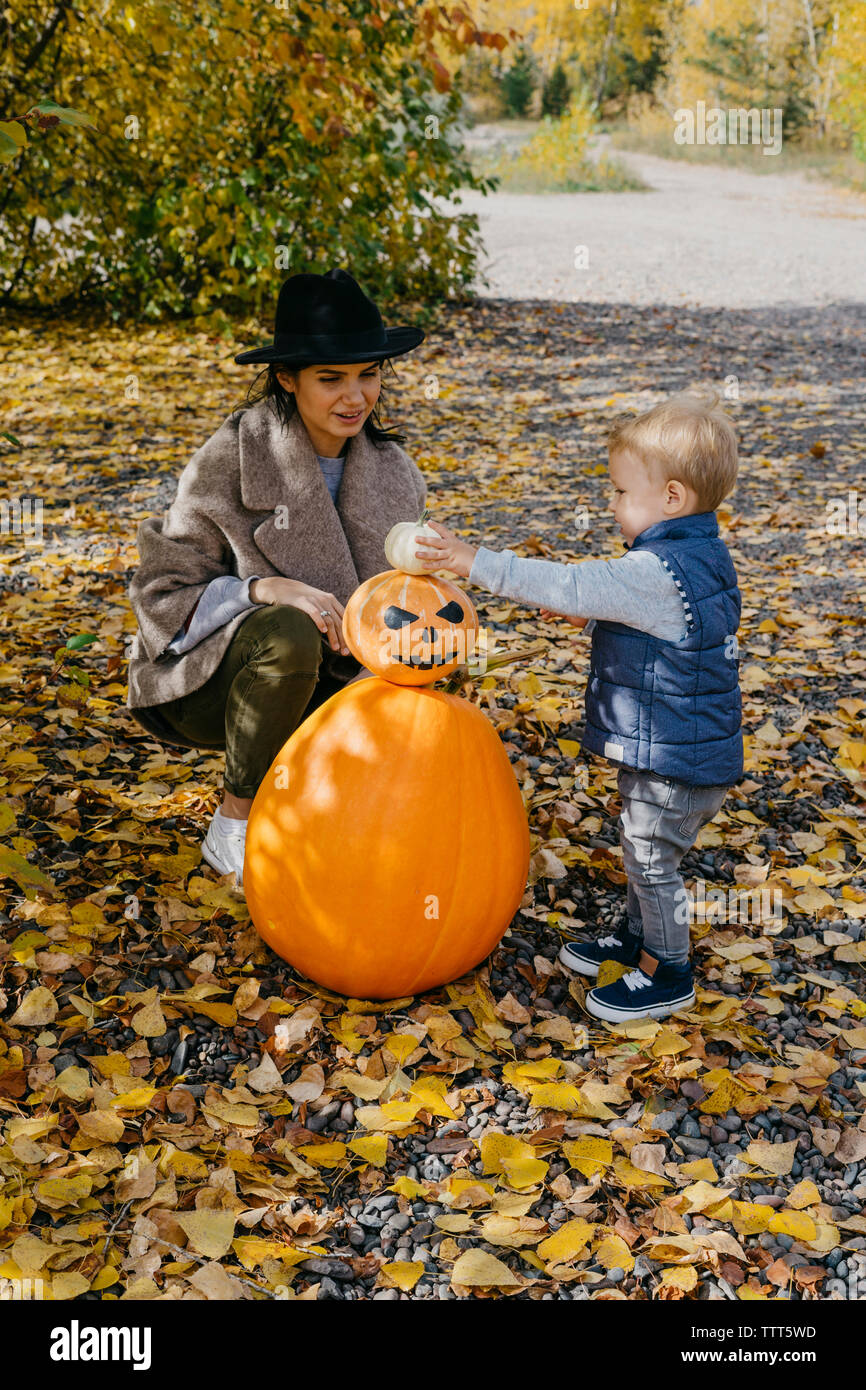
470;0;676;109
0;1;507;320
687;19;813;134
657;0;863;149
830;0;866;153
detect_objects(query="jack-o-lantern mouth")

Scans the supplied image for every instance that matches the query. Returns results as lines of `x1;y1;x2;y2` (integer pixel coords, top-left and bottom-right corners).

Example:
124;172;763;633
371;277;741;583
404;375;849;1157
395;652;455;669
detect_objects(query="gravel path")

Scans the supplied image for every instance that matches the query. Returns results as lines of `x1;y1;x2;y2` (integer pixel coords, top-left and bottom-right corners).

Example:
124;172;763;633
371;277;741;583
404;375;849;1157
453;148;866;307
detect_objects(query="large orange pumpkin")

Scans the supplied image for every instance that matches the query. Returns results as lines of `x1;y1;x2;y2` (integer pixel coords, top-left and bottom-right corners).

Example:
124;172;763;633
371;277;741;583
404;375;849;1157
342;569;479;685
244;678;530;999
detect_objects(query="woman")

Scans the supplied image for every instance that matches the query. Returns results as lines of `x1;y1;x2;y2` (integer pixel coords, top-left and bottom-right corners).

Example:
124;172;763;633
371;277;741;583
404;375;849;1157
125;268;427;887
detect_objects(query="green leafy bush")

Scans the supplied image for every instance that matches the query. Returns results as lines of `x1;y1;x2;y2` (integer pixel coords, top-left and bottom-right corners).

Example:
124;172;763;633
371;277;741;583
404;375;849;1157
0;1;503;321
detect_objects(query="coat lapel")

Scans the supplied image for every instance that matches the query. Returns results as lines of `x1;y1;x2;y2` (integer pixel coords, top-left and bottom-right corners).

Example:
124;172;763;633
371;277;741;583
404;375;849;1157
238;398;396;606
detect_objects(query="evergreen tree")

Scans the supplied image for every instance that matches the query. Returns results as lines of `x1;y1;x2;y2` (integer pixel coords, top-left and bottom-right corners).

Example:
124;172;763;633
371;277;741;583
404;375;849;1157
689;23;812;136
541;63;571;118
501;45;536;117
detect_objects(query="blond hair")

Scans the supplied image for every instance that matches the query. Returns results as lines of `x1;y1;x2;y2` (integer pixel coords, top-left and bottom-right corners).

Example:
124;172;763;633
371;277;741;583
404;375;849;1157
608;392;738;511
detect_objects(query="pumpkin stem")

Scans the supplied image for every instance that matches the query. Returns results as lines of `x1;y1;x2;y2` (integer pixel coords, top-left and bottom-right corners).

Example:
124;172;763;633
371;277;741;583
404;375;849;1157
416;506;429;527
440;642;549;694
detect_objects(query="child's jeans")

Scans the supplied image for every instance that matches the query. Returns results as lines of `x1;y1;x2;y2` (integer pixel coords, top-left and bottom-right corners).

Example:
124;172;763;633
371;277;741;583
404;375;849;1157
617;767;729;965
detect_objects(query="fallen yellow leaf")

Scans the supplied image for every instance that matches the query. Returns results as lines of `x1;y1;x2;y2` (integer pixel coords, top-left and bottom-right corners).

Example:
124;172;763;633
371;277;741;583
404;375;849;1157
380;1261;425;1291
450;1249;523;1289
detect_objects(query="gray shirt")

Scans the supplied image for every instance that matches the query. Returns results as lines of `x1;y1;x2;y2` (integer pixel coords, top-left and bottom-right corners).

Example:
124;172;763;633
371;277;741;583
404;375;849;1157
166;453;346;656
467;545;687;641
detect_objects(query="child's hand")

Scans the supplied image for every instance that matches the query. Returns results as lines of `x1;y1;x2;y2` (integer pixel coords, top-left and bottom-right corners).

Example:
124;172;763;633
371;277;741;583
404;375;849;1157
539;607;589;629
414;520;478;580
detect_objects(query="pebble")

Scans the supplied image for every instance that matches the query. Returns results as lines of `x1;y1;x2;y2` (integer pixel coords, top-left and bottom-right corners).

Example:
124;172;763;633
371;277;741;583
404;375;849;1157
680;1080;706;1103
298;1258;354;1281
318;1277;344;1300
306;1101;341;1133
150;1028;178;1058
52;1052;79;1073
719;1115;742;1133
651;1110;680;1133
678;1136;710;1157
366;1195;397;1213
357;1213;385;1231
420;1157;447;1182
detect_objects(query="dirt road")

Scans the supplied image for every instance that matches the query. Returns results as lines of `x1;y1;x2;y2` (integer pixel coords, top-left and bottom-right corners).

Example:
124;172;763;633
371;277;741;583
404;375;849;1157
455;144;866;307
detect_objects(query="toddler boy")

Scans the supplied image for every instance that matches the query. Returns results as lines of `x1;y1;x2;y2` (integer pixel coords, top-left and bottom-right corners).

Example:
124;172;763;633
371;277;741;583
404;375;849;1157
414;393;742;1022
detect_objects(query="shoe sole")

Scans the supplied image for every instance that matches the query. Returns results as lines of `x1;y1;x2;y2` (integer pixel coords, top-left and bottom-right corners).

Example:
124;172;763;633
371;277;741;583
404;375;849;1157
558;949;600;979
201;838;243;889
585;990;696;1023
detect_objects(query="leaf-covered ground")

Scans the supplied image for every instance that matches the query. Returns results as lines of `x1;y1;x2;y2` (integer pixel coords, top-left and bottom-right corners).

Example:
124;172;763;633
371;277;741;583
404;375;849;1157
0;299;864;1302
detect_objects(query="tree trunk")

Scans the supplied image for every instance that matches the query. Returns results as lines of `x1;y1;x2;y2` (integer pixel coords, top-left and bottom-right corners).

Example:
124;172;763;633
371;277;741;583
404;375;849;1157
593;0;618;112
800;0;838;139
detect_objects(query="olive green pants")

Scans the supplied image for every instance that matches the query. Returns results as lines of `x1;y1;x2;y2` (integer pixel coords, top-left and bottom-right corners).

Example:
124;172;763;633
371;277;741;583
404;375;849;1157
153;605;357;799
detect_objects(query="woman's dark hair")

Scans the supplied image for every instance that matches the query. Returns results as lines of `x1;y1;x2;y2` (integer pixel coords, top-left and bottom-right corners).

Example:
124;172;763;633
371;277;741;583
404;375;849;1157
239;360;406;448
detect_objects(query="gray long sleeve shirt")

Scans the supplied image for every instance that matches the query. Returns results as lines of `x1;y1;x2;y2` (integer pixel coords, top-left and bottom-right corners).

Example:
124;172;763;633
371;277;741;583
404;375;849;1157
166;453;347;657
467;545;687;641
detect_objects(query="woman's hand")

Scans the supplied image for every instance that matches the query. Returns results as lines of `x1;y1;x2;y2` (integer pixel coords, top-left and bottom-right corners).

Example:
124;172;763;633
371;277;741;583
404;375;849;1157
250;577;350;654
413;520;478;579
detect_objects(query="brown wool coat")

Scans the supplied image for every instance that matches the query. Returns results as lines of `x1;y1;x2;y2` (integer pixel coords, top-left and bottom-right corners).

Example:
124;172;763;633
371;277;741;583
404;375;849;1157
125;396;427;743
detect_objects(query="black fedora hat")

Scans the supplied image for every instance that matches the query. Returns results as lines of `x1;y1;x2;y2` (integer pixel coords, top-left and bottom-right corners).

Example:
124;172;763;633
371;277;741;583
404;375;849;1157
234;268;425;366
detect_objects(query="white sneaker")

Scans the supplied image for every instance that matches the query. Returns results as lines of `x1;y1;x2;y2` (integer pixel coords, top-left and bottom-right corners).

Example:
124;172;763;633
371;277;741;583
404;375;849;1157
201;808;248;888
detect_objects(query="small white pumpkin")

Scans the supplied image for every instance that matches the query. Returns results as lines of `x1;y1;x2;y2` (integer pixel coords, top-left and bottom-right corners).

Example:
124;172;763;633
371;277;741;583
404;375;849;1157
384;520;440;575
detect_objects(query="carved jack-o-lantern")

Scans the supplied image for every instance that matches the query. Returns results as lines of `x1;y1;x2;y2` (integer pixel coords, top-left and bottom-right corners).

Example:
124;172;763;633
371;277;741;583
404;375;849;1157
343;570;479;685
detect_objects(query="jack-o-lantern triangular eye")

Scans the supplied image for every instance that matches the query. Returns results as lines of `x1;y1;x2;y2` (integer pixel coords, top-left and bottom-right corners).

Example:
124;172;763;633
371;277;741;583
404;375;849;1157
383;605;419;629
437;601;464;622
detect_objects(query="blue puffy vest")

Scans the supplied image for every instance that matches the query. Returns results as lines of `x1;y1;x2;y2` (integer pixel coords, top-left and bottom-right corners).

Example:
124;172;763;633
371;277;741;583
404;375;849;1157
582;512;743;787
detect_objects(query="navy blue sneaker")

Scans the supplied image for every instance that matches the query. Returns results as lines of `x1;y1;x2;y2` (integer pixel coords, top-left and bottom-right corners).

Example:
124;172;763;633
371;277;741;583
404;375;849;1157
558;927;643;979
585;959;696;1022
